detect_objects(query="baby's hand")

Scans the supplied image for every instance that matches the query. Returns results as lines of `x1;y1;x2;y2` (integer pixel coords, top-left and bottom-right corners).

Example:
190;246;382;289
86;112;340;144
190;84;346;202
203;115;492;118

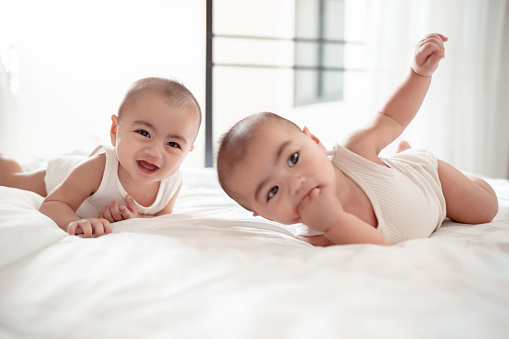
99;195;139;223
298;187;345;233
67;218;112;238
412;33;448;77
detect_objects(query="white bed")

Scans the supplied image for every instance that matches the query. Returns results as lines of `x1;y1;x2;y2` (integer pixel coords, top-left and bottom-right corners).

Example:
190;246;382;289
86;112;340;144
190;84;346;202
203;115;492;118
1;167;509;339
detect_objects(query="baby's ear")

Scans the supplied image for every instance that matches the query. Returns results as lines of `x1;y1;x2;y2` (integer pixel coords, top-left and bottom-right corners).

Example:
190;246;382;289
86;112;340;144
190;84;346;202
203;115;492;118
303;126;327;151
110;115;119;146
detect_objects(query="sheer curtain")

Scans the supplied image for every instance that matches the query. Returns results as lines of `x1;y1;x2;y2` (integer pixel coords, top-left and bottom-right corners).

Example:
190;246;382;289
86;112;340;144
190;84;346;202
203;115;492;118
364;0;509;179
0;61;19;156
0;0;18;157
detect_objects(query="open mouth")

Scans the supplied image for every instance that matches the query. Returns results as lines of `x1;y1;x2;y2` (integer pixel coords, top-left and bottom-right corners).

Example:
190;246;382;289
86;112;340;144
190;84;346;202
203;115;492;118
137;160;159;174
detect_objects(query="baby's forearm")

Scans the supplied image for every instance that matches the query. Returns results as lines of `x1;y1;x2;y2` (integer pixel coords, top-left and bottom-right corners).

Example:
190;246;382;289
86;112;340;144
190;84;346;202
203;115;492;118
379;68;432;129
322;213;388;246
39;200;81;232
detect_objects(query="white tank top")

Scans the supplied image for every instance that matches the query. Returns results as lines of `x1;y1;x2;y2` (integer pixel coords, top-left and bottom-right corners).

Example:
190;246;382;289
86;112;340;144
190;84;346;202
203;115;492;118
45;146;182;218
330;145;447;245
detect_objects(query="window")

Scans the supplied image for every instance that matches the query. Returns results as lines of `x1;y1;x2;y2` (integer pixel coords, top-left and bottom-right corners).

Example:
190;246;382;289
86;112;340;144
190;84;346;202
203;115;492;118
206;0;350;166
294;0;345;106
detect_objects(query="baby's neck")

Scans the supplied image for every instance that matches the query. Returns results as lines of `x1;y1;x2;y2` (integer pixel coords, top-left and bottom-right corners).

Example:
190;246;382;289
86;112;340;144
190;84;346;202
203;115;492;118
127;181;161;207
117;167;161;207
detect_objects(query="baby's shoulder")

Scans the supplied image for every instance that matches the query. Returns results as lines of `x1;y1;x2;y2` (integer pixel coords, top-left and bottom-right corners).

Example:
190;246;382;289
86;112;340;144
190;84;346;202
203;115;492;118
58;152;106;194
341;130;385;166
72;152;107;176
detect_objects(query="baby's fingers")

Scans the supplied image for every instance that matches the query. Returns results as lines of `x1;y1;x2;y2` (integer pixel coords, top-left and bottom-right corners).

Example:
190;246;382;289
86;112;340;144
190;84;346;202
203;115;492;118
68;220;93;238
419;42;444;62
125;195;137;213
297;188;320;214
67;221;78;236
101;204;115;222
419;33;448;49
120;195;139;219
413;35;447;76
101;201;124;222
417;41;445;58
120;205;135;219
420;34;447;56
67;219;111;238
110;200;123;221
91;218;112;237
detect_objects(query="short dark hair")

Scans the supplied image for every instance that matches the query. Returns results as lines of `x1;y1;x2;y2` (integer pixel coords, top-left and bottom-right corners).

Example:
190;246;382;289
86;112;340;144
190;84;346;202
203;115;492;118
118;77;202;129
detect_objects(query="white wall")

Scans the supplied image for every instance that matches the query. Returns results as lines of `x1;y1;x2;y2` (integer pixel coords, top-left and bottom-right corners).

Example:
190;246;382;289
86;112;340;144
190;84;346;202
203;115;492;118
4;0;206;167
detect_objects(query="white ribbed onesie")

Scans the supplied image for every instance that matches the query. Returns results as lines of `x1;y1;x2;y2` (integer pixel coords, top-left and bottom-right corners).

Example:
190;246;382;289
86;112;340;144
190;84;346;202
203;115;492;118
44;146;182;218
330;145;447;245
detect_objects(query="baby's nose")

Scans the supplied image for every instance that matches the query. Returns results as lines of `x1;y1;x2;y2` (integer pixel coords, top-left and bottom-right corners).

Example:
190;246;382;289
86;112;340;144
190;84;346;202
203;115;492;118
145;144;162;158
289;176;305;196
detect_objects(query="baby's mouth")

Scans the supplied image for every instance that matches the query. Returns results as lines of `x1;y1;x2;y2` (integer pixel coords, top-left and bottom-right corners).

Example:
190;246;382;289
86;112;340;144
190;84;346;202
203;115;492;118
300;186;317;202
137;160;159;174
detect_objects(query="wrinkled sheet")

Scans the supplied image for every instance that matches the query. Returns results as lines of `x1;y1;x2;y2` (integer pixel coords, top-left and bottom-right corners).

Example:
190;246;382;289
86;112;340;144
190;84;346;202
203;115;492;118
1;168;508;339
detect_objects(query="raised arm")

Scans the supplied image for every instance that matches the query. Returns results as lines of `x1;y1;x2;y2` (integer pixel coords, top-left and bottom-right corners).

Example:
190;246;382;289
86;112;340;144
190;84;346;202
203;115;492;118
344;33;448;157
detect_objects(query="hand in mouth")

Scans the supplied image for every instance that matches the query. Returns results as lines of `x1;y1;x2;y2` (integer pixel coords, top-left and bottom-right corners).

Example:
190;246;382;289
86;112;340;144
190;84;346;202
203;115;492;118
300;186;319;204
293;186;319;223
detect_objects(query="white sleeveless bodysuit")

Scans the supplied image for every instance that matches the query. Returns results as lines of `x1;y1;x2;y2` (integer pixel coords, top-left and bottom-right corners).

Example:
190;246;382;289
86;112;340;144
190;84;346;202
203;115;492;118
330;145;447;245
44;146;182;218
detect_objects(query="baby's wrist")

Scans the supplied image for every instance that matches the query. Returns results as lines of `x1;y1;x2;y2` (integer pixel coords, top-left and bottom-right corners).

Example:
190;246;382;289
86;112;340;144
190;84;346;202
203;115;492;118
411;66;432;78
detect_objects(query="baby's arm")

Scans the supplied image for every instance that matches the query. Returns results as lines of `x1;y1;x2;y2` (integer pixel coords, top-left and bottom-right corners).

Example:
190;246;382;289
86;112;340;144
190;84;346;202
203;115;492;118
299;187;388;245
345;34;447;158
39;154;111;238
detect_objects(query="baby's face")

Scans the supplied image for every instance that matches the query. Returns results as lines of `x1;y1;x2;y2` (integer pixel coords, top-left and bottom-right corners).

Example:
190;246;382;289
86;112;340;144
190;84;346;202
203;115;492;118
228;123;337;225
112;92;199;185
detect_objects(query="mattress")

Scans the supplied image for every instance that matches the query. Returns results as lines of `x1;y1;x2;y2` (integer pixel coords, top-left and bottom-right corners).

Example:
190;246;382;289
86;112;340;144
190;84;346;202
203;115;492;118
1;167;508;339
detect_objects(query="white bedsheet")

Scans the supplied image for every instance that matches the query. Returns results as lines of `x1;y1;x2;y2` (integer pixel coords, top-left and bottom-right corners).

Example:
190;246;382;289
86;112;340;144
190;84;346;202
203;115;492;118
1;168;508;339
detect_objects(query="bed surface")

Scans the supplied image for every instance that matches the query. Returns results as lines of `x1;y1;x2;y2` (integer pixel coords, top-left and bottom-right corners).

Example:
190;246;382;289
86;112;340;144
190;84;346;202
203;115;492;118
1;167;508;339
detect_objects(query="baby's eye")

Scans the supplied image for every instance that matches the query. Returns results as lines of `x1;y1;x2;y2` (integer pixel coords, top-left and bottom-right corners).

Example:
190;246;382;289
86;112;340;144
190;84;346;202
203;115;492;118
268;186;278;200
136;130;150;138
167;141;180;149
288;153;298;167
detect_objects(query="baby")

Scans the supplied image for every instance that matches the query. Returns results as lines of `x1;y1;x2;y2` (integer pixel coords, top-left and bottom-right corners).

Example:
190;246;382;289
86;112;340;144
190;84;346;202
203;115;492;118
216;34;498;246
0;77;201;238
